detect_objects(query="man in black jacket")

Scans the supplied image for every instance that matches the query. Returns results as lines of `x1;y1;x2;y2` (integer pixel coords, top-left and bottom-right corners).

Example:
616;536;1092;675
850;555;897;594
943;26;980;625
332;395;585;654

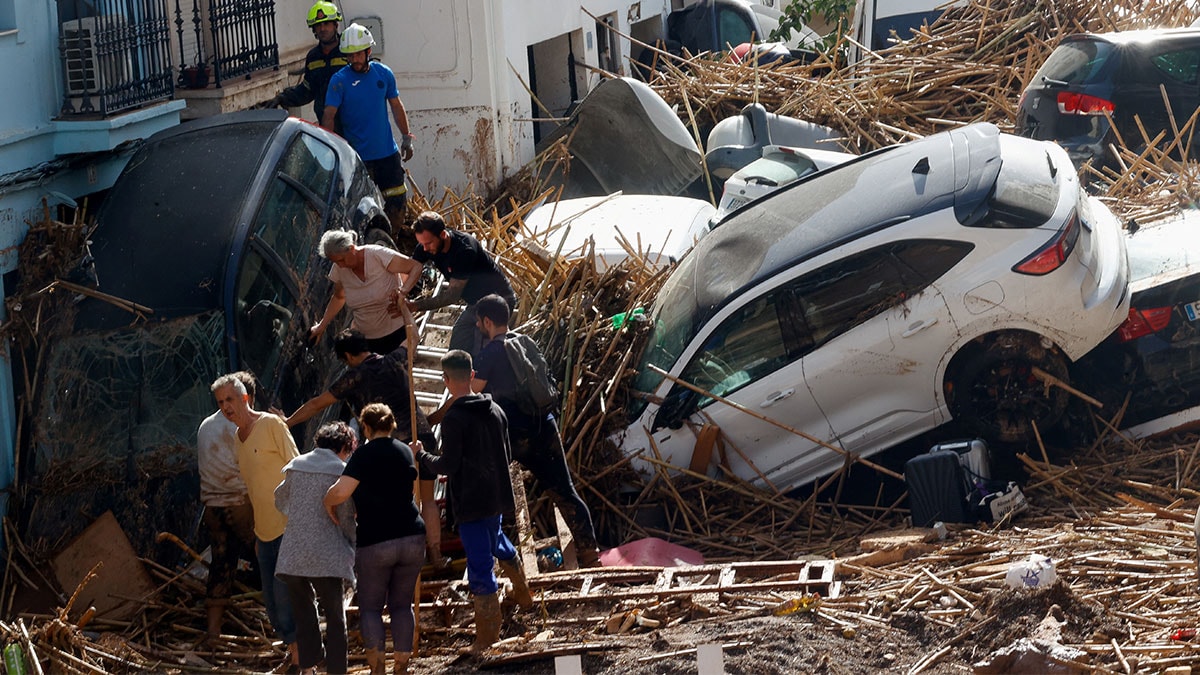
415;350;533;655
270;1;346;131
471;294;602;568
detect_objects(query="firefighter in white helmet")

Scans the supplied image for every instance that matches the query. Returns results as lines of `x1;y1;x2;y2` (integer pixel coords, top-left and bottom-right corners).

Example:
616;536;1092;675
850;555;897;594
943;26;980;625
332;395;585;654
322;23;415;238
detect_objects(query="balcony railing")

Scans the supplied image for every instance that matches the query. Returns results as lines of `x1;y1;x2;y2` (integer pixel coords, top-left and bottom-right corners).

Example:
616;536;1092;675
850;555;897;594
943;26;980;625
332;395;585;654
57;0;176;117
174;0;279;89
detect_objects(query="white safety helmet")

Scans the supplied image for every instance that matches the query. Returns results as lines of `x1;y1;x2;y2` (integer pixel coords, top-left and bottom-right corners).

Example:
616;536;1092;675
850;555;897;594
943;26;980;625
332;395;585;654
340;23;375;54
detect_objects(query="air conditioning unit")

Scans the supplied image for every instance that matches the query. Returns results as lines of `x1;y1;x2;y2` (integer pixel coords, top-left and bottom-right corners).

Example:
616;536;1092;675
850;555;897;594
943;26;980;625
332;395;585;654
62;15;131;96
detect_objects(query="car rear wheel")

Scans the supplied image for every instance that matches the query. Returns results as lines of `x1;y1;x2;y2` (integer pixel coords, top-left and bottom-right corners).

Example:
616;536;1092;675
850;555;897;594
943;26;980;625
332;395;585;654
947;335;1070;443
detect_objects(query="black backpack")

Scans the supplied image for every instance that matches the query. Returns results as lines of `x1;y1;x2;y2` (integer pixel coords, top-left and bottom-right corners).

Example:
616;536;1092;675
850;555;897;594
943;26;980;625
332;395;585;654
503;332;560;418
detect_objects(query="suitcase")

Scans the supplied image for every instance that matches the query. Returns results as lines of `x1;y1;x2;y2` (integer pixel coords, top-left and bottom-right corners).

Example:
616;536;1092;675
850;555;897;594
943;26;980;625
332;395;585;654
905;451;968;526
929;438;990;482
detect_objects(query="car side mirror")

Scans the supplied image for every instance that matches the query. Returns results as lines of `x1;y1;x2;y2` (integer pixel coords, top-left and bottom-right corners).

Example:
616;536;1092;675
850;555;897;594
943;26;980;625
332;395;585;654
652;388;696;431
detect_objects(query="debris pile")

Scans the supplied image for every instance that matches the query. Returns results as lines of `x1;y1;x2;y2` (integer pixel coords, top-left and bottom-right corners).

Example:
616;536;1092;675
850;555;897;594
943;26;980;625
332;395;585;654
633;0;1200;223
6;0;1200;671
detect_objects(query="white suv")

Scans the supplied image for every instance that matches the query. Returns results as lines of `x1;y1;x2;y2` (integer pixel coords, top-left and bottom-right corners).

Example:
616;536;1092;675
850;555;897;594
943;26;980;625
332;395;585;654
618;123;1130;491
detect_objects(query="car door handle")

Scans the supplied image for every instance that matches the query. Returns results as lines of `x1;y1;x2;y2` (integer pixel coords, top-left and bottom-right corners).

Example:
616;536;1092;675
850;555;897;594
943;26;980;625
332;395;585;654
761;388;795;407
901;318;938;338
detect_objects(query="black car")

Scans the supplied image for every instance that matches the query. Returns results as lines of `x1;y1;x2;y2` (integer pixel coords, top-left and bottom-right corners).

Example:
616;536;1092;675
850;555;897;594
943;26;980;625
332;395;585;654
26;110;395;553
1074;213;1200;429
1016;29;1200;168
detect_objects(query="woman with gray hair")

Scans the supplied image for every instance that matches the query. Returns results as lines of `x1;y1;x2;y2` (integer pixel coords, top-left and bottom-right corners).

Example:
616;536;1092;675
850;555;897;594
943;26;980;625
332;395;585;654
311;229;423;354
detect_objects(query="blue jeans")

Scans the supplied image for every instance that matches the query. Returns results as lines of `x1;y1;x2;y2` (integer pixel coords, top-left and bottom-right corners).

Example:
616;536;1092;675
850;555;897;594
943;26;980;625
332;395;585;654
458;515;517;596
354;534;425;653
256;535;296;644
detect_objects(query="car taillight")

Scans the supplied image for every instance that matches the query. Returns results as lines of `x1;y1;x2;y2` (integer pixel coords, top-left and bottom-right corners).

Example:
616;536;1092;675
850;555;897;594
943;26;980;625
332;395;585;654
1115;306;1173;342
1013;212;1080;276
1057;92;1114;115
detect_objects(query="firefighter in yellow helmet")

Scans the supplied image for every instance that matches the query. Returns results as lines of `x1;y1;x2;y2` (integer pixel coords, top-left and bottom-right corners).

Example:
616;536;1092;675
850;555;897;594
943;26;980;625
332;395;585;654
269;1;346;131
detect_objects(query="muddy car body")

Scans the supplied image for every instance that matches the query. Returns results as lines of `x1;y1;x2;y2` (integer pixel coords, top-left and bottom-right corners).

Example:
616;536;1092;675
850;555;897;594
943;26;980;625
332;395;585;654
1075;212;1200;428
617;123;1130;491
28;110;392;551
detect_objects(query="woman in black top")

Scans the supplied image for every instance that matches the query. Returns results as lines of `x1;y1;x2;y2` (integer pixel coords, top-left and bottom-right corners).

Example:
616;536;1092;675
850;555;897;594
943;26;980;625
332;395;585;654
324;403;433;674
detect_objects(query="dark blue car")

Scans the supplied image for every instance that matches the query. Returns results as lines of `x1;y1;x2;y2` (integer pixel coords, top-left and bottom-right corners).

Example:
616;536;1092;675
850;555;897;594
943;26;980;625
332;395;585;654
28;110;394;553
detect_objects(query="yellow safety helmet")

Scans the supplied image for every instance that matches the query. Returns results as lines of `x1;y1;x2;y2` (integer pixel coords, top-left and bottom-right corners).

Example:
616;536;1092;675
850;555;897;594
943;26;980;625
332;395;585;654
306;1;342;27
340;23;375;54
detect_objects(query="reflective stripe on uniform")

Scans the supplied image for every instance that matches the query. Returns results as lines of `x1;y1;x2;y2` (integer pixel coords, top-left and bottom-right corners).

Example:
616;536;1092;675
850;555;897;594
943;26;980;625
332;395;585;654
383;185;408;197
307;57;348;70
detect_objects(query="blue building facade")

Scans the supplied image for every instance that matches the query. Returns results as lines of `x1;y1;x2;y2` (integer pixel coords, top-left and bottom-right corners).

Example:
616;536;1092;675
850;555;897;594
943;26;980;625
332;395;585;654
0;1;185;531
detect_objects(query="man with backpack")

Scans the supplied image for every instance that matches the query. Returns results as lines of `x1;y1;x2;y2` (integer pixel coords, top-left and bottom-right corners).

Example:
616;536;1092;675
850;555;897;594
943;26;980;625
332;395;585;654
469;294;602;568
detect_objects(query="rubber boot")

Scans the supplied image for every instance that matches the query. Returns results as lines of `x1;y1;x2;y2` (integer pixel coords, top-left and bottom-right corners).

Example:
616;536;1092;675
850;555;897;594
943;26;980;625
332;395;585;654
364;648;386;675
467;592;502;655
204;601;226;641
497;556;533;610
392;651;411;674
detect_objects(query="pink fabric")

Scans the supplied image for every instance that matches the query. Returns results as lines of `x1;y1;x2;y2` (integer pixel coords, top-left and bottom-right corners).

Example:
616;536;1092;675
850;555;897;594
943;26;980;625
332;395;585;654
598;537;704;568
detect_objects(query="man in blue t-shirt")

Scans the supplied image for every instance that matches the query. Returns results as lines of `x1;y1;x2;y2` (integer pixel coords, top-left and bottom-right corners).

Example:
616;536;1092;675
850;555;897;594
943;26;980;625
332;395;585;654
322;22;414;236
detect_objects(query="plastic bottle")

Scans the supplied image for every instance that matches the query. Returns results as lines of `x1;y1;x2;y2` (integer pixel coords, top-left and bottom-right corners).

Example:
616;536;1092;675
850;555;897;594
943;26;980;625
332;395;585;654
537;546;563;571
611;308;645;329
1004;554;1057;589
4;642;27;675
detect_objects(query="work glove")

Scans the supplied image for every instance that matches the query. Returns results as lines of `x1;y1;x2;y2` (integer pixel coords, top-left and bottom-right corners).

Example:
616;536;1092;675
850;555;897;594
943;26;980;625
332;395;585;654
266;94;284;109
401;134;415;162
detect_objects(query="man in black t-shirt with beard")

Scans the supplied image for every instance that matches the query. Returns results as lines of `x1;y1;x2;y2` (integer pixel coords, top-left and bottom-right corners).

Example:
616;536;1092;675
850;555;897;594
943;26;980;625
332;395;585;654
406;211;516;356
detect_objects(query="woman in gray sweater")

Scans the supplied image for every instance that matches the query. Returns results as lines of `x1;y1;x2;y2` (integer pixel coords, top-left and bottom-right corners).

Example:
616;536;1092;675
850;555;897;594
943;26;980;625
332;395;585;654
275;422;358;675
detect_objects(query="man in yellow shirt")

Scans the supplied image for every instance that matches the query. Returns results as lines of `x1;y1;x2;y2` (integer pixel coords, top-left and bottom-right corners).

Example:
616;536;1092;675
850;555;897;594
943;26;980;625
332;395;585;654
211;374;300;671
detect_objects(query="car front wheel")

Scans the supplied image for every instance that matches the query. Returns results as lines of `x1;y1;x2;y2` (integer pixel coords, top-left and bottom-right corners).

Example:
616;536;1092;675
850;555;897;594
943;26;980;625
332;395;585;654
947;335;1070;443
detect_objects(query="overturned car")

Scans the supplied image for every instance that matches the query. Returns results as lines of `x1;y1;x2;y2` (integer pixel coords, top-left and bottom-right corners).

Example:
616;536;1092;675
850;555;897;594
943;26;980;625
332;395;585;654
616;123;1130;491
23;110;392;553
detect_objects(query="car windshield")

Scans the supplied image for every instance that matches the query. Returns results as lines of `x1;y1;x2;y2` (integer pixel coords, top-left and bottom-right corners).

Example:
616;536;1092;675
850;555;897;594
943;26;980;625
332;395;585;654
737;153;817;186
1036;39;1113;84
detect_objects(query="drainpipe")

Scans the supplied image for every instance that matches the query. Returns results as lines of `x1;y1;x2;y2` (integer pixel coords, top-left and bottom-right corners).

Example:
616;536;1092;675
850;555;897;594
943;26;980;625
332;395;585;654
482;0;509;186
0;273;13;550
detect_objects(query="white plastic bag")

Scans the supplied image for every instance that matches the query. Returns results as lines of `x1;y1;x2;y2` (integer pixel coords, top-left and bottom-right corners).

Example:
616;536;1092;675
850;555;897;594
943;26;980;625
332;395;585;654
1005;553;1057;589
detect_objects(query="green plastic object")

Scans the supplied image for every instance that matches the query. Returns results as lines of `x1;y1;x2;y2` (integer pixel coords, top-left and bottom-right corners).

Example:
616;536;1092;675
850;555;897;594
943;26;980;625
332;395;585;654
611;307;645;329
4;642;27;675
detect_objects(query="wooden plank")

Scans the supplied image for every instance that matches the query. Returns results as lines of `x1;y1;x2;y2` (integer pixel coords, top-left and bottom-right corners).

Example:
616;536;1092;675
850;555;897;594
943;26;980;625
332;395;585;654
51;511;156;622
689;423;720;474
509;463;540;579
553;505;578;570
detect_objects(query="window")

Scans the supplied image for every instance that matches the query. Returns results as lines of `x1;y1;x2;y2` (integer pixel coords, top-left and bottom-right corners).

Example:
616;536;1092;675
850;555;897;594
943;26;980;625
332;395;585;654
717;8;755;49
0;0;15;32
671;240;971;410
234;249;296;391
1037;40;1113;85
798;240;970;349
252;133;335;275
677;287;806;403
1153;49;1200;84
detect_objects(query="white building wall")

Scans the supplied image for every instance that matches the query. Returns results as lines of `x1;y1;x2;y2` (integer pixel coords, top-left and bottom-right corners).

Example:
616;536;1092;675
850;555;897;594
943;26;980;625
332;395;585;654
270;0;676;199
